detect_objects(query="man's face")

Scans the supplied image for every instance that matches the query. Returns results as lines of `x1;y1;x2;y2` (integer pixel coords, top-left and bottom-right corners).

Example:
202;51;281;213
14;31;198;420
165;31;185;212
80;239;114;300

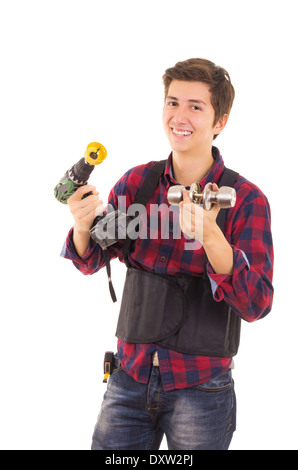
162;80;225;155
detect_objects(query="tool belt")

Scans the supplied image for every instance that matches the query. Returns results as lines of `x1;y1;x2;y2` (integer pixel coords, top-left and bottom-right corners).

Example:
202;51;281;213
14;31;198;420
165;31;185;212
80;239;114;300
116;266;241;357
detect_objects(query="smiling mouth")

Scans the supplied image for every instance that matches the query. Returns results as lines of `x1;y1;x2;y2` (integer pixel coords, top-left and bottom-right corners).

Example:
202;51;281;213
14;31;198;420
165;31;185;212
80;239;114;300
171;128;193;137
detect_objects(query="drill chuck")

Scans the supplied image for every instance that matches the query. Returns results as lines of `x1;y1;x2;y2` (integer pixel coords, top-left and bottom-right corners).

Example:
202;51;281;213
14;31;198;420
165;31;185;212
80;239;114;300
84;142;107;165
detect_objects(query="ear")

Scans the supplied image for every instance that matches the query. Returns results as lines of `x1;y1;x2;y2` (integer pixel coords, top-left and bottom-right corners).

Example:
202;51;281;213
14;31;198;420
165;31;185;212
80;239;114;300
213;113;229;136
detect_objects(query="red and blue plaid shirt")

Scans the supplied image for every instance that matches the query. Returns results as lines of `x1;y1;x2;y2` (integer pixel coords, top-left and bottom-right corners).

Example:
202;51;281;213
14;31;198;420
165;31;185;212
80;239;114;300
61;147;274;391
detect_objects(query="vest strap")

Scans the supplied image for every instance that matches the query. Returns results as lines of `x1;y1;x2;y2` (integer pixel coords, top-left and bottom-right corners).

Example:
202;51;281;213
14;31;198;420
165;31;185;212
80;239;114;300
216;167;239;231
122;160;167;265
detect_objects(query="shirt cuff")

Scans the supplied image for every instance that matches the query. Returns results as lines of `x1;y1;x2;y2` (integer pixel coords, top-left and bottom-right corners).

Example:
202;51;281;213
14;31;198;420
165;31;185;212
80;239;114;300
60;227;98;265
207;247;250;301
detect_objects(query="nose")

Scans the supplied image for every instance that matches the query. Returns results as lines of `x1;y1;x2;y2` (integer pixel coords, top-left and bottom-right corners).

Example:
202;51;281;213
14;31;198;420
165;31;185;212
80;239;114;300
170;104;189;126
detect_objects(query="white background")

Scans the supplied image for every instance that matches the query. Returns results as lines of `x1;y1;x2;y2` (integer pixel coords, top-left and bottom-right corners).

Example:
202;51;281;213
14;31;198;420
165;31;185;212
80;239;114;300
0;0;297;450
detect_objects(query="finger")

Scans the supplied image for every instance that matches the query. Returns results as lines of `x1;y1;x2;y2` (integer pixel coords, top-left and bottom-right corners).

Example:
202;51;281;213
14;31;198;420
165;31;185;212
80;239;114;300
76;198;104;219
180;192;200;216
212;183;219;191
179;190;191;210
68;185;96;203
182;190;191;203
70;194;101;212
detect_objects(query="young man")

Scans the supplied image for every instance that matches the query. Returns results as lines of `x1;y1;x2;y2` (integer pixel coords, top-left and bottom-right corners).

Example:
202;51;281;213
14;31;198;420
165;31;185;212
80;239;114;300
62;58;274;450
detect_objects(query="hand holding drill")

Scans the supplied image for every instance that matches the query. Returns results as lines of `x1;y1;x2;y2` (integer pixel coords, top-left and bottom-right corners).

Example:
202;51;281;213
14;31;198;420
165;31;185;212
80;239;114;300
54;142;107;257
67;184;104;234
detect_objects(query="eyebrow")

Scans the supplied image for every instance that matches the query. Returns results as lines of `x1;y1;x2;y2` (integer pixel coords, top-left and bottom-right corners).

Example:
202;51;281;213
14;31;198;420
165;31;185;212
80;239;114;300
166;96;207;106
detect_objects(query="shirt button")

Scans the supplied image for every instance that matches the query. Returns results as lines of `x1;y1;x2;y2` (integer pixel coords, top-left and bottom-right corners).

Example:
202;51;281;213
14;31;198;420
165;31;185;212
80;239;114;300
169;228;173;233
160;256;166;262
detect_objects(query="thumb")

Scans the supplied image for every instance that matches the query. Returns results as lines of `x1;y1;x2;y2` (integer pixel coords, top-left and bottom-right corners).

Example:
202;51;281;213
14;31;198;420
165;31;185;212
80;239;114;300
182;189;192;204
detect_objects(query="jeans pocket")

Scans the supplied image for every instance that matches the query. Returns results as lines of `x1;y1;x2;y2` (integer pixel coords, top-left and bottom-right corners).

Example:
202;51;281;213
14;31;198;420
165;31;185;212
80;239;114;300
196;370;232;392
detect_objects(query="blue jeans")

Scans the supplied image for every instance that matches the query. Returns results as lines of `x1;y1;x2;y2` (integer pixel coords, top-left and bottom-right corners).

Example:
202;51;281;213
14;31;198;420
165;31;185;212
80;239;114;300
91;357;236;450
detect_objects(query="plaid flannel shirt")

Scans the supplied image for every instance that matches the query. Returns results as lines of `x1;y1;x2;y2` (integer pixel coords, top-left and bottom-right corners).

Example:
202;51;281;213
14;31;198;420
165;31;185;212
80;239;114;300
61;147;274;391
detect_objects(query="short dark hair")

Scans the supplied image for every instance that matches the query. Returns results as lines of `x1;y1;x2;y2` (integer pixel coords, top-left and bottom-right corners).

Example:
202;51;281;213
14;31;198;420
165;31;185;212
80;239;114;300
162;58;235;139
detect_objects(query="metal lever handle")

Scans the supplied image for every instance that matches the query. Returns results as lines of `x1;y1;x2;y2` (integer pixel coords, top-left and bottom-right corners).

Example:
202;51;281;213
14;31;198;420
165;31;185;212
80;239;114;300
167;182;236;211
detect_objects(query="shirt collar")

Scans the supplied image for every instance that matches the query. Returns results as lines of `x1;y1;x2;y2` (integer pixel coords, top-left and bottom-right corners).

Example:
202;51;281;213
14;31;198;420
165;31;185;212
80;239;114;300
164;146;225;189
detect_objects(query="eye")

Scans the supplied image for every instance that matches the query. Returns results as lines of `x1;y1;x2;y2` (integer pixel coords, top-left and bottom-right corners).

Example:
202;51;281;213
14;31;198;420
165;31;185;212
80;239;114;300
167;101;178;107
192;105;202;111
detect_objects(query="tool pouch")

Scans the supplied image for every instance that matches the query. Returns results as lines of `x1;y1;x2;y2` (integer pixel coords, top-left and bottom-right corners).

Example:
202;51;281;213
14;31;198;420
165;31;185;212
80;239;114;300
116;268;187;343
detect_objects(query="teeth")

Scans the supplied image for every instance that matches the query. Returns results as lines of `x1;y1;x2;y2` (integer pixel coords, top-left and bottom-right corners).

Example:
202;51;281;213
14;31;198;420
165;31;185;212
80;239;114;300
172;128;192;136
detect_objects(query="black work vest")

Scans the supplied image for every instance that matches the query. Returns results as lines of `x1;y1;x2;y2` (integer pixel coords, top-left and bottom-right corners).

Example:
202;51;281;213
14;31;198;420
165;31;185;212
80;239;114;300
115;161;241;358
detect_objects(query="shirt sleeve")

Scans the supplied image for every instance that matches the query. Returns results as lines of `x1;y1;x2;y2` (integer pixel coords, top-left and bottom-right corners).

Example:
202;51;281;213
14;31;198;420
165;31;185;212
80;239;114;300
60;227;106;274
207;190;274;322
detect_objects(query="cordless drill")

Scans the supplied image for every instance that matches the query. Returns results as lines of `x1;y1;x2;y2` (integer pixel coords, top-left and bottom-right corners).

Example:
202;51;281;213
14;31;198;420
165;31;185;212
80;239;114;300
54;142;107;204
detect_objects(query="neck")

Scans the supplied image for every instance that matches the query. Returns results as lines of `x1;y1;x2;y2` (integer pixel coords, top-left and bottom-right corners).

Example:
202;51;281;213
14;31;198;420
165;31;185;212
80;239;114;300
172;149;214;187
